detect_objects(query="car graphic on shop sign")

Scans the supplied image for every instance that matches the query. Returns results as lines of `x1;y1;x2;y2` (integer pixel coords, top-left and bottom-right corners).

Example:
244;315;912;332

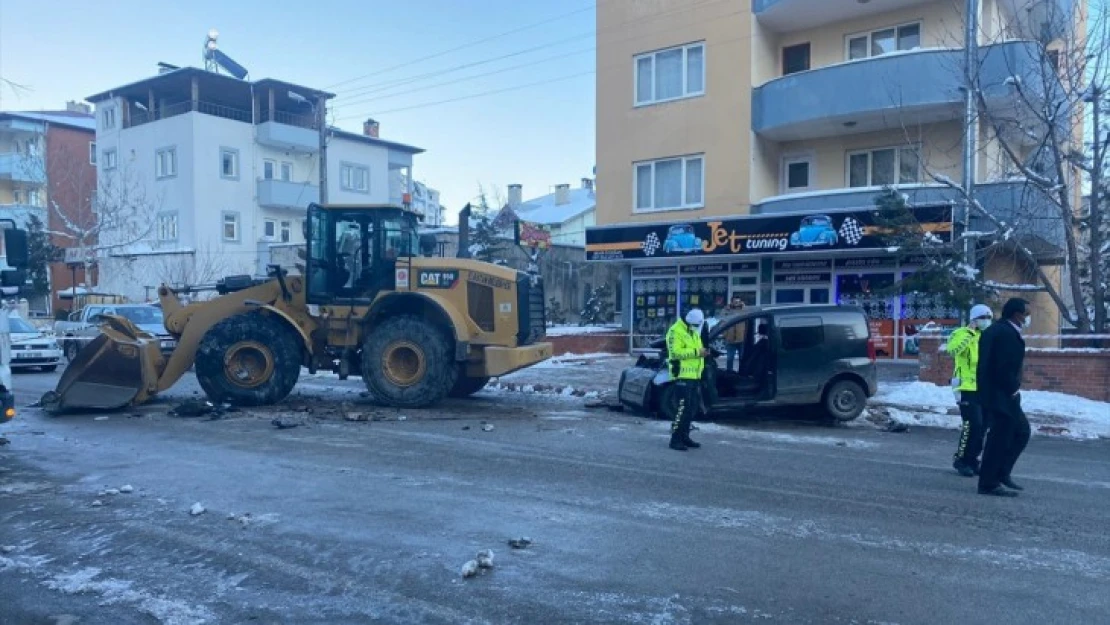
789;215;839;248
662;224;703;254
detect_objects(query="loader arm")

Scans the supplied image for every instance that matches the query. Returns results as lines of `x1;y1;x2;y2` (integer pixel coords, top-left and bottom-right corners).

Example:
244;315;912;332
154;281;314;394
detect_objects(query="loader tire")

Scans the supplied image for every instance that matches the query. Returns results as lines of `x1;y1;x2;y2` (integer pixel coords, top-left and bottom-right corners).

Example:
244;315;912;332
195;312;302;407
449;374;491;398
362;315;457;408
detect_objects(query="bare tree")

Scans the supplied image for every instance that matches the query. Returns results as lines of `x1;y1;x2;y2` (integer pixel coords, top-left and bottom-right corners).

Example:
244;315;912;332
150;242;231;295
942;1;1107;334
25;147;162;284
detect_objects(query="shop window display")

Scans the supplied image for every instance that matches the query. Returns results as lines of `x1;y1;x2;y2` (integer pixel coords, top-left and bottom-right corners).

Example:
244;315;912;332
633;276;678;349
898;274;961;358
836;273;896;358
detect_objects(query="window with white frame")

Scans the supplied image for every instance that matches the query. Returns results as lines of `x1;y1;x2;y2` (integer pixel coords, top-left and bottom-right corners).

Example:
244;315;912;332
222;212;240;241
220;148;239;179
103;149;118;170
340;163;370;192
102;107;117;130
280;220;292;243
155;147;177;179
89;141;97;165
634;154;704;212
264;219;277;240
263;159;276;180
27;190;42;207
634;42;705;106
782;156;813;192
156;213;178;241
847;146;920;187
280;161;293;181
12;190;21;204
846;23;921;60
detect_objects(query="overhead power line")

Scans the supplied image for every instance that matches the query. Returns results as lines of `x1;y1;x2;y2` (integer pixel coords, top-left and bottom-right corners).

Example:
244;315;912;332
323;3;596;90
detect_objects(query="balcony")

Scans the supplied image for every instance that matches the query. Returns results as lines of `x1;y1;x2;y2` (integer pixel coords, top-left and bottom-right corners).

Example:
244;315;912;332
753;180;1064;259
256;109;320;153
754;0;934;33
257;178;319;210
0;153;45;184
752;41;1057;142
0;203;47;227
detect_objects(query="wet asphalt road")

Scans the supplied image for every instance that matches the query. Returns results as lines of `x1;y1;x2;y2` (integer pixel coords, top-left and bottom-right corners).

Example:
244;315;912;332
1;368;1109;625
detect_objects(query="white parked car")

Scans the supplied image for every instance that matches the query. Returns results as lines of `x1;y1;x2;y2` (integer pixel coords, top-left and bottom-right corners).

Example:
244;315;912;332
9;315;63;372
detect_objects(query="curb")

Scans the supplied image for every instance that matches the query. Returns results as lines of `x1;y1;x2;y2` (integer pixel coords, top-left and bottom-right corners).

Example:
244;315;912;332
487;381;603;398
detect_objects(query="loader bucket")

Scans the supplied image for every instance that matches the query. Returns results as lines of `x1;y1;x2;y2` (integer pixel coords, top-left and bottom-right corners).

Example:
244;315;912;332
44;316;166;415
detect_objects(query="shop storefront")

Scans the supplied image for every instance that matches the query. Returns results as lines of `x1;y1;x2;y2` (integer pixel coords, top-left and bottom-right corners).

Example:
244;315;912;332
587;205;960;358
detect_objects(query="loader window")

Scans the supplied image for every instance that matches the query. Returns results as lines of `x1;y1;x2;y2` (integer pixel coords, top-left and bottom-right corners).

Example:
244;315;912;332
335;219;375;295
381;217;417;260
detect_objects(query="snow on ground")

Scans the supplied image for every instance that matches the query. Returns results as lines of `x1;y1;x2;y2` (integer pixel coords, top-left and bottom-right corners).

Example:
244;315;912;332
876;381;1110;440
544;325;624;336
532;352;628;368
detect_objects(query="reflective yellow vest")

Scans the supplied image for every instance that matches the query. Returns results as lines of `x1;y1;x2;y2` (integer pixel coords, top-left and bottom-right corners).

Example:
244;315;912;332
947;326;981;392
666;319;704;381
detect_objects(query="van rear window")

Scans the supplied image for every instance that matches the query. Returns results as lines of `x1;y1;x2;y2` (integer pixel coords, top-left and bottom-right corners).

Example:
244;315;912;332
779;315;824;350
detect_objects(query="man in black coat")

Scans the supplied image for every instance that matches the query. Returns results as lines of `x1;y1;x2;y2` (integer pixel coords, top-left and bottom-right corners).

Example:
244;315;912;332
976;298;1033;497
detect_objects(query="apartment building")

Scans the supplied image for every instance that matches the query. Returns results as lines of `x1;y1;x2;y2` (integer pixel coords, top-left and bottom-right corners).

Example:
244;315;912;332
591;0;1077;354
85;67;423;301
412;180;445;226
0;106;98;312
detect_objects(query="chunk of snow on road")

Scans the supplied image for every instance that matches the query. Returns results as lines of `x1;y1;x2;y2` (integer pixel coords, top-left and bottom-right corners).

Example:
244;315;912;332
189;502;206;516
476;549;494;568
460;559;479;578
886;406;961;429
481;424;495;432
119;485;134;494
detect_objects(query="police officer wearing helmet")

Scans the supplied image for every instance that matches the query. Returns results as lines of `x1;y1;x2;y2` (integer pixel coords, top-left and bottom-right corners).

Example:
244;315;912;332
665;308;709;451
948;304;994;477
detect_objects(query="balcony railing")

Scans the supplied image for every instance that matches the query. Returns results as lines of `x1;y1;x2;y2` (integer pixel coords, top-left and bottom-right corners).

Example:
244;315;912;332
258;108;317;130
127;100;254;129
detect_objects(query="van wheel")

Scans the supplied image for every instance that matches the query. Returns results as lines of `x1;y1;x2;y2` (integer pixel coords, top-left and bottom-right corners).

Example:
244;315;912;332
824;379;866;422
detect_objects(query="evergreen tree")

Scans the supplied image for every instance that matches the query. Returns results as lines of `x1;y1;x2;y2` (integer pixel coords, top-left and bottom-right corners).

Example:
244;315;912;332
872;186;990;312
468;188;507;265
580;283;614;325
26;213;62;298
546;297;568;325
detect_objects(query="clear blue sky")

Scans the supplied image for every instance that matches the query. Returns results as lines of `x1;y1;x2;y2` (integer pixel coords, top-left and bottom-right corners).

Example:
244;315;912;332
0;0;596;217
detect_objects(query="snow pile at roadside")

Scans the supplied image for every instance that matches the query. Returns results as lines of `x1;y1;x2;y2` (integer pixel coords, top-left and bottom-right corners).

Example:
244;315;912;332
545;325;624;336
876;381;1110;439
532;353;628;368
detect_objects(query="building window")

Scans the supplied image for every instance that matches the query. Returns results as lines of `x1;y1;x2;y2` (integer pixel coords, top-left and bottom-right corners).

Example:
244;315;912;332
12;190;21;204
103;149;118;170
27;190;42;207
280;220;292;243
847;146;920;187
280;161;293;181
102;107;117;130
264;219;277;240
220;148;239;179
89;141;97;165
782;43;811;75
634;154;704;212
263;159;276;180
340;163;370;192
222;212;240;241
634;42;705;106
1046;49;1060;71
156;213;178;241
155;147;177;179
782;156;812;192
847;23;921;60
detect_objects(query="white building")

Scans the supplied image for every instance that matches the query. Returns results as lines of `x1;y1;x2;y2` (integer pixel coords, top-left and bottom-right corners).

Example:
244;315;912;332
411;180;444;226
504;179;596;247
86;67;423;301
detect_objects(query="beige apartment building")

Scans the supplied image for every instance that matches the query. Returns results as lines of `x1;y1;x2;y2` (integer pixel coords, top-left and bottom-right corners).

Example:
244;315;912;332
590;0;1077;355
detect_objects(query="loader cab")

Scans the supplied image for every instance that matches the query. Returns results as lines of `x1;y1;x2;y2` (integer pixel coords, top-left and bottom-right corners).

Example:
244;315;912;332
305;203;420;304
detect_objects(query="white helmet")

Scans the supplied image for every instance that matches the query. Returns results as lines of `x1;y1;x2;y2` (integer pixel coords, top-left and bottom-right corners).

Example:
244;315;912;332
684;308;705;326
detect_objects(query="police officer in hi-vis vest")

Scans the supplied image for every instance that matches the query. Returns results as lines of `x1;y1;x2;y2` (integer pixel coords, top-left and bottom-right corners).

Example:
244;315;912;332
948;304;994;477
665;308;709;451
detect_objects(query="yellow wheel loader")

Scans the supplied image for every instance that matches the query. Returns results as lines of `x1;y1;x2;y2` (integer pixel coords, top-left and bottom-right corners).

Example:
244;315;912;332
43;204;552;414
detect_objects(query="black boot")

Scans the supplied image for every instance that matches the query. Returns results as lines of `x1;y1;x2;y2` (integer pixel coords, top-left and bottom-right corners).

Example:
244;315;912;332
682;429;701;449
1000;477;1024;491
952;460;976;478
669;432;687;451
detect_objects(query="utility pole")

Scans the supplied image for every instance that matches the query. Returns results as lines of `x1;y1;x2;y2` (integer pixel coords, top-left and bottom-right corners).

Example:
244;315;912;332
1086;84;1105;335
960;0;980;304
317;95;328;205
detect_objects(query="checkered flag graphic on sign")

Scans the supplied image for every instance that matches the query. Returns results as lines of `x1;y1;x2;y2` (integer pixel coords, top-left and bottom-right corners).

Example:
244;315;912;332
642;232;661;256
839;217;865;246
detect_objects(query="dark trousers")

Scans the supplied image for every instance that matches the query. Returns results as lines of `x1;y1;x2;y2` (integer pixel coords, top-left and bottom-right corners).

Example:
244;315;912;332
671;380;701;436
978;394;1031;490
953;391;985;467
